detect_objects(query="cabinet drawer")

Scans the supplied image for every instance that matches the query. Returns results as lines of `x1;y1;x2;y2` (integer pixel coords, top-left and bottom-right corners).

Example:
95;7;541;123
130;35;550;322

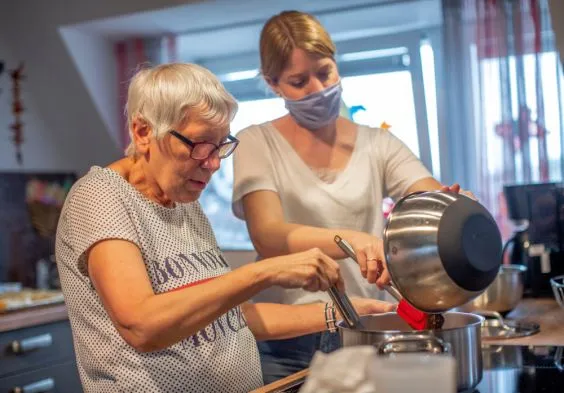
0;321;75;378
0;361;82;393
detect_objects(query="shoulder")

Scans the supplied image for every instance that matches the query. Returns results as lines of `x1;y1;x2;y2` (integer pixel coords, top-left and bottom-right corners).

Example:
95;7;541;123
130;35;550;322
236;122;271;143
62;167;131;221
66;167;123;204
356;124;389;140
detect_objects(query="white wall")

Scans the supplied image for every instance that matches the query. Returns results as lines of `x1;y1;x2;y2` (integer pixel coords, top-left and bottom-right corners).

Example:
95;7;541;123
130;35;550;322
0;7;73;170
59;28;121;148
0;0;195;174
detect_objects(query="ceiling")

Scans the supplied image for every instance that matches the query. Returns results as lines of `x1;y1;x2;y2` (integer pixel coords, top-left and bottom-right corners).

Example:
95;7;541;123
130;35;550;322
68;0;442;60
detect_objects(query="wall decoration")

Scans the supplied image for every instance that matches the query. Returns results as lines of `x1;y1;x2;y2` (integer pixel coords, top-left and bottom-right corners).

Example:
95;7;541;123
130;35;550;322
10;63;25;165
0;61;4;95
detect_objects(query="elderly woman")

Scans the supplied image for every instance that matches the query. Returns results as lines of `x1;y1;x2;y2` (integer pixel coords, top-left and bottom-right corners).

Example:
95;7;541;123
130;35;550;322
55;63;392;393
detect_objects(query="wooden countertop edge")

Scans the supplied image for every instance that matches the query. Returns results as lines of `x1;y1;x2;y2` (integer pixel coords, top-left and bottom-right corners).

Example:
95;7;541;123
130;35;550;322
250;369;309;393
0;303;68;333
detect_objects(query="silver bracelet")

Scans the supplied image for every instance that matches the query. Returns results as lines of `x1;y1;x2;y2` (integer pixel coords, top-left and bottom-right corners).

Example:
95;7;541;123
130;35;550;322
324;302;337;333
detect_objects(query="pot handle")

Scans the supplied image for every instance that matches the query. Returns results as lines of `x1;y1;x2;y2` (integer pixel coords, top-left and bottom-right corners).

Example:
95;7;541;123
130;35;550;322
327;286;362;329
472;309;503;320
376;334;451;356
471;310;514;331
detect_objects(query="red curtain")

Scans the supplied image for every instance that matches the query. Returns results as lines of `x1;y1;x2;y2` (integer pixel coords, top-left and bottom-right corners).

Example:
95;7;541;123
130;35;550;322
114;35;177;152
442;0;563;241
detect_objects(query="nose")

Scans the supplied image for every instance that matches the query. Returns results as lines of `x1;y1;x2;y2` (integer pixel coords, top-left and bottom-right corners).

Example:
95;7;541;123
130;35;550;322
201;151;221;171
307;78;325;95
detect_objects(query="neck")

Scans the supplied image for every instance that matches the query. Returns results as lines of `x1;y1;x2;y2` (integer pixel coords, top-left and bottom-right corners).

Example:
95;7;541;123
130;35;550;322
119;157;174;207
292;116;339;144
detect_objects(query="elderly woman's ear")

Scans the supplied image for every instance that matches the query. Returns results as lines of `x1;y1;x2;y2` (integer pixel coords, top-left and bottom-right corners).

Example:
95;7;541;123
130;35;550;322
131;117;152;155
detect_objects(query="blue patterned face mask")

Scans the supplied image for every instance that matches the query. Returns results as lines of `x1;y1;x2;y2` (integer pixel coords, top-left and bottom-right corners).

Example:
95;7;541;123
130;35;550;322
283;81;343;130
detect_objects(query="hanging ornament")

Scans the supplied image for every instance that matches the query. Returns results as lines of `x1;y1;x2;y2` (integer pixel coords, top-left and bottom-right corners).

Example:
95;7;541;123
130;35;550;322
0;61;4;95
10;63;25;165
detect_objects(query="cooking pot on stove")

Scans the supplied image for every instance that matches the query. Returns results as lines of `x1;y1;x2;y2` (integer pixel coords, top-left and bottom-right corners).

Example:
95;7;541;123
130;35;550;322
336;312;484;392
383;191;503;312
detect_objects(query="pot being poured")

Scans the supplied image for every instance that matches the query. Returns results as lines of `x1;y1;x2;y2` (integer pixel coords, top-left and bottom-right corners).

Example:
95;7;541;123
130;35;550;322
383;191;503;312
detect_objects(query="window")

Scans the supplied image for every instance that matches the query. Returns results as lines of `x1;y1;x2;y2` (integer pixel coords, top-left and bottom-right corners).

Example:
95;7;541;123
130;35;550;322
478;50;564;184
341;71;420;157
199;98;286;250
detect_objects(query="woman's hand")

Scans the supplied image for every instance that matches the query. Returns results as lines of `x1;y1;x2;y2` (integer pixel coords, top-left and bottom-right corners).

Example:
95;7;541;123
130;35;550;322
343;233;391;289
261;248;344;292
349;297;396;316
440;183;477;200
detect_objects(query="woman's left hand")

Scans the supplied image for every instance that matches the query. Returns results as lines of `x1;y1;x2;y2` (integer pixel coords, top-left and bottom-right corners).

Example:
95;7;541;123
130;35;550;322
349;297;396;315
440;183;477;201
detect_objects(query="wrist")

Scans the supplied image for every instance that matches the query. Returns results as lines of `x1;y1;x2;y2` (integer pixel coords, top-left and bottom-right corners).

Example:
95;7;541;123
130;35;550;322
251;258;281;289
324;302;338;333
243;262;276;291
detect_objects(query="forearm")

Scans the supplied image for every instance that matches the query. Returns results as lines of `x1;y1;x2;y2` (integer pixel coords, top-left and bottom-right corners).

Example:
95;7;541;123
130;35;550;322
112;263;270;351
242;302;328;341
253;222;362;260
404;177;442;195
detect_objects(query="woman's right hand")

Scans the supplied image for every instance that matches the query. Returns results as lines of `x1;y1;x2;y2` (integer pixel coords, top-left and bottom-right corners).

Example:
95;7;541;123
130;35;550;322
261;248;344;293
341;233;391;289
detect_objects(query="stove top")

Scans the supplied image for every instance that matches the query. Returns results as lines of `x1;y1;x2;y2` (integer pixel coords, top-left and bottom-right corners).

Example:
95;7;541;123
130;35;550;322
276;345;564;393
470;345;564;393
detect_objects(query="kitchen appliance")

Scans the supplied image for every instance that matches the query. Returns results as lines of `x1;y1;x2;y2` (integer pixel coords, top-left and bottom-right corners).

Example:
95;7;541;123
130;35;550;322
503;183;564;297
551;275;564;308
265;345;564;393
383;191;503;312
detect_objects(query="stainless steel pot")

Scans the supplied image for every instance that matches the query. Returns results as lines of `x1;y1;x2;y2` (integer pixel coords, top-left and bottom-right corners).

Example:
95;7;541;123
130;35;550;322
384;191;503;312
336;312;484;392
481;344;523;370
458;264;527;313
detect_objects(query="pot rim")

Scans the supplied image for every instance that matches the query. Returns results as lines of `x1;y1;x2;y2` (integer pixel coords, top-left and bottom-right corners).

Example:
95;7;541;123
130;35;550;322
336;311;485;333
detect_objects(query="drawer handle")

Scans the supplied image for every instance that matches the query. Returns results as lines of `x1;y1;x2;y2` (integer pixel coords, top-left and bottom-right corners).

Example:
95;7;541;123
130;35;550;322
11;377;55;393
10;334;53;354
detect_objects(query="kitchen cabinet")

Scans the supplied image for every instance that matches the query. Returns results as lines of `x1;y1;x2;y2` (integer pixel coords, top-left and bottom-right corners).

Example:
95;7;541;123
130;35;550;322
0;305;82;392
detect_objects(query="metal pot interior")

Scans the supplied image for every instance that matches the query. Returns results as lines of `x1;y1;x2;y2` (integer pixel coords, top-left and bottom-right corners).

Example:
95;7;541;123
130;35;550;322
337;312;483;333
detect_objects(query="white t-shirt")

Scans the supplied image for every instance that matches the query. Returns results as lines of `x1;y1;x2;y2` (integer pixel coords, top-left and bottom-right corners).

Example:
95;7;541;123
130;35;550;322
56;166;263;393
232;122;432;305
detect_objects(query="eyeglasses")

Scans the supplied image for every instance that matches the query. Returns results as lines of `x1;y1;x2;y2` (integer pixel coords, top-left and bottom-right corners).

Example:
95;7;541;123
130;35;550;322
169;130;239;160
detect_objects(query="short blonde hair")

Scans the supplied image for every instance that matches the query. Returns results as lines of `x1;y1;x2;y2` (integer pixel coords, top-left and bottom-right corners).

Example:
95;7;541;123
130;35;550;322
259;10;336;83
124;63;238;156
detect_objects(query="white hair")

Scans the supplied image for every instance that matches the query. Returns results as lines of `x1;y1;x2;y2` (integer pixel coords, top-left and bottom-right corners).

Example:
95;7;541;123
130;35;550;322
124;63;238;156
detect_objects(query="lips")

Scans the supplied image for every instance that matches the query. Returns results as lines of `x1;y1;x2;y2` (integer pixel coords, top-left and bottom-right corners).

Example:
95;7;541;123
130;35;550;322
189;179;208;190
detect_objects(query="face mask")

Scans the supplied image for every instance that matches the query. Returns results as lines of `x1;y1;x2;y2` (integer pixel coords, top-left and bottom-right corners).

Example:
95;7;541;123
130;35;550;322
283;81;343;130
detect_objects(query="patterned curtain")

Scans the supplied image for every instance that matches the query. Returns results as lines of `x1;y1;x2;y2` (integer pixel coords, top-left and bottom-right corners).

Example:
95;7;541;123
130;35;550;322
114;35;177;152
442;0;564;240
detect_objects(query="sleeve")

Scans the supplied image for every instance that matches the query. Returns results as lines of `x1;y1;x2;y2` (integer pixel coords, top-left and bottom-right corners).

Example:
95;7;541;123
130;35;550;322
378;128;433;200
63;176;141;263
232;126;278;220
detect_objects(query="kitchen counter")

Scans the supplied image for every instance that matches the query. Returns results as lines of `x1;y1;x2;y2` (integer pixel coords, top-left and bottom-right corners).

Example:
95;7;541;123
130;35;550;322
0;303;68;333
485;297;564;346
251;369;308;393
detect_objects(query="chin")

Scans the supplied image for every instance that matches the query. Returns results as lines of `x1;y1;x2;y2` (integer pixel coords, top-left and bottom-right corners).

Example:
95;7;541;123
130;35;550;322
174;191;202;204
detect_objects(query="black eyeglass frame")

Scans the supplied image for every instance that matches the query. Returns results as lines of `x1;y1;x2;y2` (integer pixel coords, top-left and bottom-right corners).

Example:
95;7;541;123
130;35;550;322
169;130;239;160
